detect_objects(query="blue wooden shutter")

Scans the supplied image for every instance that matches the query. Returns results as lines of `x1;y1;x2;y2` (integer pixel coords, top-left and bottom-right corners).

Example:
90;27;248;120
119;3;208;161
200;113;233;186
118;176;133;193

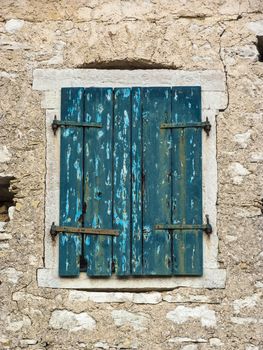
141;87;202;276
172;87;203;275
59;88;84;276
142;88;172;275
59;86;203;277
84;88;113;276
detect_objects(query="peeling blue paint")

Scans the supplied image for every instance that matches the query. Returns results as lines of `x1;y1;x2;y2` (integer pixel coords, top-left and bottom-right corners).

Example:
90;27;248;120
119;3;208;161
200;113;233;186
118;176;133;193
60;86;202;278
98;130;104;138
84;88;113;276
59;88;84;277
172;86;202;276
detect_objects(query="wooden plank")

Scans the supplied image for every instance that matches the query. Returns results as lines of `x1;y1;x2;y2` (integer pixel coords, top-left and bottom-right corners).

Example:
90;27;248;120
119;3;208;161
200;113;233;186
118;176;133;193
113;88;132;276
172;87;203;276
84;88;113;276
131;88;143;275
142;87;172;275
59;88;84;276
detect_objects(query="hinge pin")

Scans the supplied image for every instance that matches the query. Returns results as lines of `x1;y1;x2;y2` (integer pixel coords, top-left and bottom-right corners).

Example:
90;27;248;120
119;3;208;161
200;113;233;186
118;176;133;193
50;222;58;241
203;117;212;136
204;214;212;235
52;115;59;135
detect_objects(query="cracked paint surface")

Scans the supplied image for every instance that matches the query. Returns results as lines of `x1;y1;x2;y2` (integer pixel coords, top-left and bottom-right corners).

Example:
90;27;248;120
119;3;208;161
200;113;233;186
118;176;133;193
59;87;202;277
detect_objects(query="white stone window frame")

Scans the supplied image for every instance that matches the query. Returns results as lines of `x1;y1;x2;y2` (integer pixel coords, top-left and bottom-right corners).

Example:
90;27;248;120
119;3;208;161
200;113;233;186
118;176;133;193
33;69;227;290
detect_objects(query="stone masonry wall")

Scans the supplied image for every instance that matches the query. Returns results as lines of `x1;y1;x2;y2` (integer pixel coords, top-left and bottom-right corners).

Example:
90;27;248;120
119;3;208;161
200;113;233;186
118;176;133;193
0;1;263;349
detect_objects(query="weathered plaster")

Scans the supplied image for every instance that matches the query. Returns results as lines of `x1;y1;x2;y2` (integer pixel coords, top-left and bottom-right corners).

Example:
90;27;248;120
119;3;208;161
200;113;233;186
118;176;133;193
1;2;263;349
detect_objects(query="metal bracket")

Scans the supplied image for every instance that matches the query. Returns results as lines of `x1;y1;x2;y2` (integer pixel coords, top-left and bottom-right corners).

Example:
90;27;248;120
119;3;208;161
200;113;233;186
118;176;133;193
50;222;119;241
51;115;102;135
160;117;211;136
155;215;212;235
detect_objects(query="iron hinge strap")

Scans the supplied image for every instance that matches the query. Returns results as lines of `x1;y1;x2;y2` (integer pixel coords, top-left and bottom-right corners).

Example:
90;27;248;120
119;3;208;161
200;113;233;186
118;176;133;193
50;222;119;240
155;215;212;235
51;115;102;135
160;117;211;136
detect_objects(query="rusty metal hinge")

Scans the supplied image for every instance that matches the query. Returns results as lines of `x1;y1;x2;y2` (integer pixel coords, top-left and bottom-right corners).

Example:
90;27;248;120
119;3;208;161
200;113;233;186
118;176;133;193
51;115;102;135
155;215;212;235
50;222;119;240
160;117;211;136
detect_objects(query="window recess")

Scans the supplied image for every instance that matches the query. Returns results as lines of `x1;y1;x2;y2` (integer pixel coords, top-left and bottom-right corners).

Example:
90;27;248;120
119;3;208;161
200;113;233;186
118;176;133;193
52;86;212;278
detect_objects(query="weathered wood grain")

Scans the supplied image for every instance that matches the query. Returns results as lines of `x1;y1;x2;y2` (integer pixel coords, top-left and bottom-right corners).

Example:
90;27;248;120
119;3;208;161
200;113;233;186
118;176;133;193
113;88;132;275
172;87;203;276
59;88;83;276
142;87;172;275
59;86;203;277
84;88;113;276
131;88;143;275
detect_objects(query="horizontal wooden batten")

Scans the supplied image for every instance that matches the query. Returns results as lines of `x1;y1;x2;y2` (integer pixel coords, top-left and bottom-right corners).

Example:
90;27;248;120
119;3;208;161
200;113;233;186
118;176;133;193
160;117;211;136
155;215;212;235
51;223;119;239
51;116;102;135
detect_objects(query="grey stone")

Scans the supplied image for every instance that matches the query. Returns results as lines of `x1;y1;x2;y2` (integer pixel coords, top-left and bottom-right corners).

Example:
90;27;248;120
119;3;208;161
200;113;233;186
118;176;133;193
111;310;149;331
49;310;96;332
94;341;110;349
6;316;31;332
166;305;217;328
0;146;11;163
0;267;23;284
247;20;263;35
5;19;24;33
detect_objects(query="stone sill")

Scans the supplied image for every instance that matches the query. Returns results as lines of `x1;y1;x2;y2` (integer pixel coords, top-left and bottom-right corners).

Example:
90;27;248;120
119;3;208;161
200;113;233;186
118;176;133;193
37;268;226;291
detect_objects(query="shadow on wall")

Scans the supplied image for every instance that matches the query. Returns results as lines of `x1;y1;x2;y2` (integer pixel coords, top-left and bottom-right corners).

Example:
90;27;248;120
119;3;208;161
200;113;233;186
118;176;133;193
256;36;263;62
76;58;177;70
0;176;15;225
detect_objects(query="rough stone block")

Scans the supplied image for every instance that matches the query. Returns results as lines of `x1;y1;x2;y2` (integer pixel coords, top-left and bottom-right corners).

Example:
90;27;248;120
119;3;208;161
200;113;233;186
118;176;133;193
6;316;31;332
0;233;12;240
111;310;149;331
0;267;23;284
4;19;24;33
49;310;96;332
166;305;217;328
233;293;261;314
0;146;11;163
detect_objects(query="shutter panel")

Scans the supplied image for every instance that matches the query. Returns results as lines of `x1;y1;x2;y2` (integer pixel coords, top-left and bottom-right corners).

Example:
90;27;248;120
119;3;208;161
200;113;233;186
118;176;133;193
142;88;172;275
172;87;203;275
113;88;132;275
59;88;84;276
84;88;113;276
131;88;143;275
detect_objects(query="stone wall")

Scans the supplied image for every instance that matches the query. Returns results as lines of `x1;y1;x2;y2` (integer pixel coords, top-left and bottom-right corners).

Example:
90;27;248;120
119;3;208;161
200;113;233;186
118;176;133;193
0;1;262;349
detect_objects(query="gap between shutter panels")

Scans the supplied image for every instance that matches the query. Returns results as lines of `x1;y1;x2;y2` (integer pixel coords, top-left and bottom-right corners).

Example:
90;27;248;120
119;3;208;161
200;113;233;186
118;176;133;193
59;87;203;277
